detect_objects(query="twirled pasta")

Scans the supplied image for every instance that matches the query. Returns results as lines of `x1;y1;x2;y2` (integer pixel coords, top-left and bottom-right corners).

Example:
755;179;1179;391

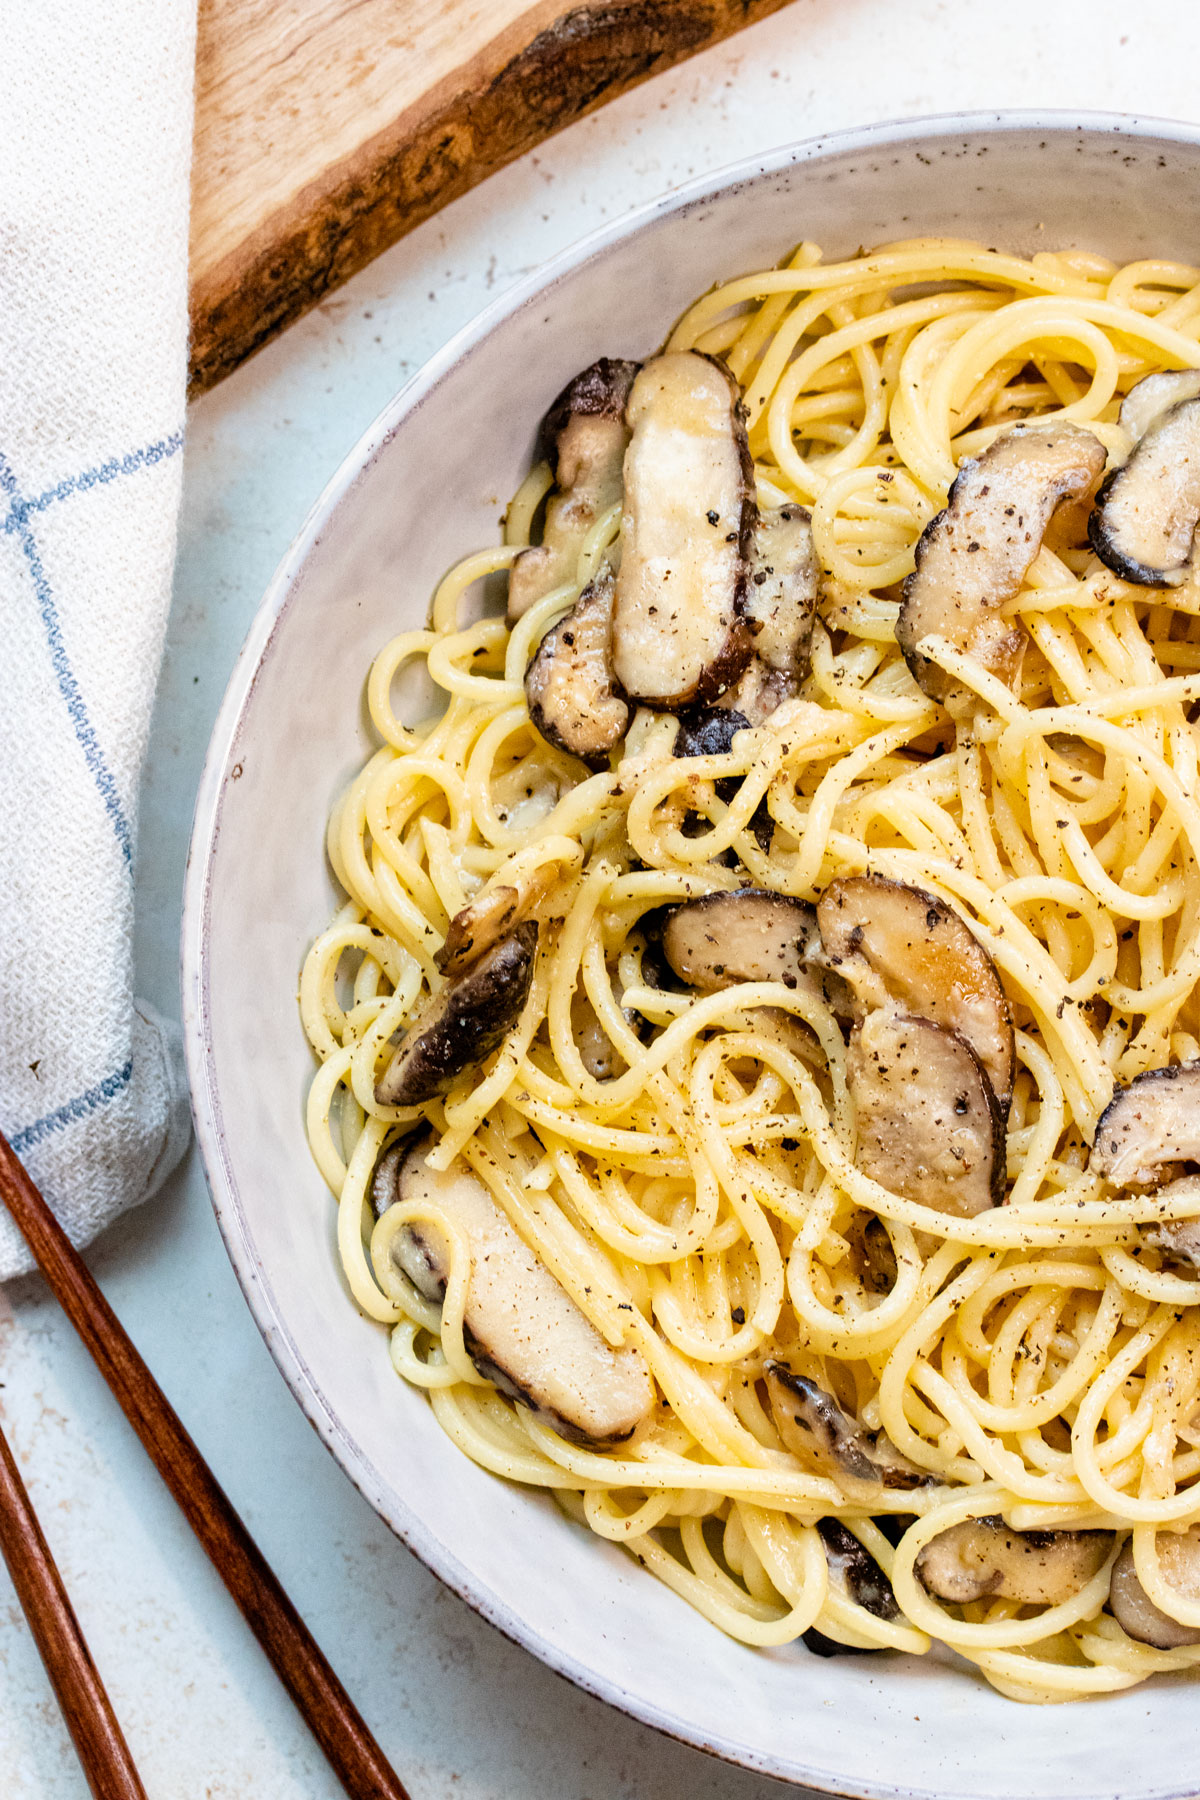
301;236;1200;1702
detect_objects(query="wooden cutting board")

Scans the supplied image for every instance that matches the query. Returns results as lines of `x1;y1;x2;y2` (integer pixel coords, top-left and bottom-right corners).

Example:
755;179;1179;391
189;0;795;394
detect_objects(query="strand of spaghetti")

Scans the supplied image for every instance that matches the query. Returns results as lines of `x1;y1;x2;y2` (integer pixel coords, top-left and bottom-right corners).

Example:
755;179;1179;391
1130;1520;1200;1631
1100;1244;1200;1305
768;294;1006;497
504;459;554;545
366;630;439;748
430;545;523;633
927;306;1122;464
958;1277;1119;1437
1070;1310;1200;1522
909;1358;1087;1503
370;1201;482;1382
961;1645;1143;1698
725;241;823;383
577;939;732;1251
788;714;938;890
668;245;1096;349
624;1529;824;1647
336;1113;399;1322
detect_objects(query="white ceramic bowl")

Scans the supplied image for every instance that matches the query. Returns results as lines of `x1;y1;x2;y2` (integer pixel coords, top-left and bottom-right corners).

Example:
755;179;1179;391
183;113;1200;1800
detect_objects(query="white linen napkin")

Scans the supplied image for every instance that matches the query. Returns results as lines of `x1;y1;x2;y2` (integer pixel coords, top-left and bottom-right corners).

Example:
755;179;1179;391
0;0;197;1277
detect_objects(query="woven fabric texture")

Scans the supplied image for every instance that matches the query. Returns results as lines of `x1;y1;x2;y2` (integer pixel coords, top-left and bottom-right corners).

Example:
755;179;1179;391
0;0;197;1275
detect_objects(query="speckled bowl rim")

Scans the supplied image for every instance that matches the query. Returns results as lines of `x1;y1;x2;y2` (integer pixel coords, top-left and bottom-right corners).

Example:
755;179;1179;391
182;109;1200;1800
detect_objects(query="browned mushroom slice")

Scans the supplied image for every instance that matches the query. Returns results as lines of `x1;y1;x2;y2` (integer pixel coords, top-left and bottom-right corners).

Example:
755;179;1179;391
1108;1530;1200;1648
1148;1218;1200;1269
1118;369;1200;444
1089;1063;1200;1188
673;704;752;763
766;1365;931;1503
507;358;640;622
897;421;1106;710
716;658;799;728
745;502;818;679
1145;1189;1200;1270
662;890;823;994
375;923;537;1105
847;1011;1005;1217
1090;383;1200;586
917;1517;1113;1605
524;570;630;769
697;509;814;732
820;1518;902;1621
817;874;1015;1109
611;352;755;709
861;1215;899;1295
437;859;568;977
370;1137;410;1220
377;1135;655;1447
803;1518;902;1657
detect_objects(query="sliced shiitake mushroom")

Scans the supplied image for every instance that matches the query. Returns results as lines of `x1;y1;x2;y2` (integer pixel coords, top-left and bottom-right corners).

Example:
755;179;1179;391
765;1365;931;1503
375;1134;655;1446
861;1215;899;1295
819;1518;901;1621
716;659;799;729
370;1137;411;1221
507;357;640;622
574;993;620;1080
525;570;630;769
662;890;825;997
1117;369;1200;444
1108;1529;1200;1648
437;857;569;977
611;352;755;709
897;421;1106;711
1089;1062;1200;1188
817;874;1015;1109
1145;1188;1200;1271
846;1011;1005;1218
672;704;752;763
1090;370;1200;587
745;502;818;679
917;1517;1113;1605
375;923;537;1105
703;503;816;735
803;1517;901;1657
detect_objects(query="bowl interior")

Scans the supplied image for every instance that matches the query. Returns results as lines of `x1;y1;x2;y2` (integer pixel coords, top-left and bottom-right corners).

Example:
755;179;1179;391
184;114;1200;1800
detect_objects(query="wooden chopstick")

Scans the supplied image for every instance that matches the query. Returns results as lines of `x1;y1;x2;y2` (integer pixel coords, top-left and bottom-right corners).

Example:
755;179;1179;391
0;1129;412;1800
0;1416;147;1800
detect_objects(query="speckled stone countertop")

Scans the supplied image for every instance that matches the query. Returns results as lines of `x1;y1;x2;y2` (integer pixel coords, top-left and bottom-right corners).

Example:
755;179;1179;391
2;3;1197;1793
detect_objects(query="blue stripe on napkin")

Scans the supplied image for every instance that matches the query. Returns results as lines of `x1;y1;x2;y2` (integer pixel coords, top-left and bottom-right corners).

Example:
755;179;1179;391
9;1059;135;1156
0;432;184;870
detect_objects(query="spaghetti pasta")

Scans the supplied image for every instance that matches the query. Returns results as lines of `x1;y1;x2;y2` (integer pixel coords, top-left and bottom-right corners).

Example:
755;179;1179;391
300;236;1200;1701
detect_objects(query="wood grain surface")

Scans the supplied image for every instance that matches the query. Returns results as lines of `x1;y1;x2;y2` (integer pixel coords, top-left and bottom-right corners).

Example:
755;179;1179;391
189;0;796;392
0;1130;412;1800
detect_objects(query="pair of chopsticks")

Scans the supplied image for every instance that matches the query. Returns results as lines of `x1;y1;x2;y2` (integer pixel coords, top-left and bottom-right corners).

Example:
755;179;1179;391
0;1129;411;1800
